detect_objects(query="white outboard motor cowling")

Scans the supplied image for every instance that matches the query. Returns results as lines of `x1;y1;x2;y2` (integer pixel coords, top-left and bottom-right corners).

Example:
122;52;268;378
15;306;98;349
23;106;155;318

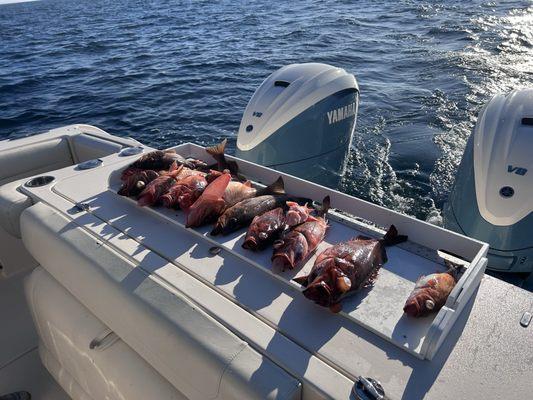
235;63;359;188
443;88;533;273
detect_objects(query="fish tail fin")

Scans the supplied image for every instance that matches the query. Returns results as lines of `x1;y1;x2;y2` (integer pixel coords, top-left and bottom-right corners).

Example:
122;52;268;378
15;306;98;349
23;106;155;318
317;195;331;217
206;139;227;163
444;259;461;280
258;176;285;196
382;225;408;246
293;275;309;287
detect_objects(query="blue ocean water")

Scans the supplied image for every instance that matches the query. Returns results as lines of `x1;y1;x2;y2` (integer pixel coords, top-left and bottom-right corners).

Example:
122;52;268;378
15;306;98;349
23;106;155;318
1;0;532;220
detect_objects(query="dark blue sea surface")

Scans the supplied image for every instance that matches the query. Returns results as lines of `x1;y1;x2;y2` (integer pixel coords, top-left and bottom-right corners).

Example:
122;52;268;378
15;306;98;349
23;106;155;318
1;0;532;221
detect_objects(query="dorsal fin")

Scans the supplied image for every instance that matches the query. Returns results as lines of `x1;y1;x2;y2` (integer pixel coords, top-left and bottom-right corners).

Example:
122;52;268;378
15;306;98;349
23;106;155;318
257;176;285;196
317;196;331;217
206;139;227;160
381;225;408;247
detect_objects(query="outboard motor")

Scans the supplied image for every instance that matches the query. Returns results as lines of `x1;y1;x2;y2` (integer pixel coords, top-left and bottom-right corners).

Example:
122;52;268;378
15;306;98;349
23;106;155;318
235;63;359;188
443;88;533;273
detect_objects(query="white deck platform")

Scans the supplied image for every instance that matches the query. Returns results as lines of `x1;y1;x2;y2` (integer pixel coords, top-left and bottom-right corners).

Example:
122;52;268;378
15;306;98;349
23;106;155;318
17;142;533;399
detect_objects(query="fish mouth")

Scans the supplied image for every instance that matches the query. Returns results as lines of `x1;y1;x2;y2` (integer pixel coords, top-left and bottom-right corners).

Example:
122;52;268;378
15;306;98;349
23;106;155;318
302;282;333;307
242;237;258;251
211;223;223;235
212;217;238;236
403;300;421;317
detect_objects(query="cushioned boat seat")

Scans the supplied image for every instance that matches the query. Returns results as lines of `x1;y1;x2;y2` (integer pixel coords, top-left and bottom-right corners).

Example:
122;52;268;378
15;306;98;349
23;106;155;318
0;138;73;187
21;203;301;400
0;130;130;276
69;133;124;163
26;267;187;400
0;179;33;238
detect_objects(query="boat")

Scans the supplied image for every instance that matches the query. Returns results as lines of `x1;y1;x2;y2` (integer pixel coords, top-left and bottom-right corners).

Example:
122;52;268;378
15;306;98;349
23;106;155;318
0;65;531;400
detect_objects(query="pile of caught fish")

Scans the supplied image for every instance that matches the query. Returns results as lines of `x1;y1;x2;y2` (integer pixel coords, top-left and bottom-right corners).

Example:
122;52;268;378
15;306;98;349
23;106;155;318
118;141;458;316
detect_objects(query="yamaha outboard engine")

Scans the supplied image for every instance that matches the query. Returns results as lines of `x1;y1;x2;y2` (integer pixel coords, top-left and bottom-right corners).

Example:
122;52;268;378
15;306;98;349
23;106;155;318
235;63;359;188
443;88;533;273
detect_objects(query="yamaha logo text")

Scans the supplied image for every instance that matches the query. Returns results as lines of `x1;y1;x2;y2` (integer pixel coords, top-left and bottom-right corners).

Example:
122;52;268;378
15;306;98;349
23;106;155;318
326;102;357;125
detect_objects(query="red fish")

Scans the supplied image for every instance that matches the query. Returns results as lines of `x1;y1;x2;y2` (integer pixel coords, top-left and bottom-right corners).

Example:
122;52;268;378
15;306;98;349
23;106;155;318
294;225;407;313
271;196;330;272
186;172;231;228
242;208;285;251
118;169;159;197
403;268;457;317
137;164;182;207
121;149;206;180
161;174;208;210
285;201;313;227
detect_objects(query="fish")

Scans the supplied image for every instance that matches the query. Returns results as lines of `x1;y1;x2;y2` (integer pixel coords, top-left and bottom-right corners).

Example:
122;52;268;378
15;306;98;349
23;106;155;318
161;174;208;209
223;176;285;208
137;163;182;207
242;199;313;251
121;149;206;180
118;169;159;197
186;172;231;228
285;201;313;227
205;169;226;183
205;139;243;179
293;225;408;313
403;265;458;318
271;196;331;272
175;167;206;180
211;194;308;236
242;207;285;251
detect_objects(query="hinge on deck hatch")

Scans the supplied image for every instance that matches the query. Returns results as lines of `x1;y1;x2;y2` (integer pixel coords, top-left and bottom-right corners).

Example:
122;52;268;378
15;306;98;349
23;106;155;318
89;329;119;351
75;202;91;212
352;376;388;400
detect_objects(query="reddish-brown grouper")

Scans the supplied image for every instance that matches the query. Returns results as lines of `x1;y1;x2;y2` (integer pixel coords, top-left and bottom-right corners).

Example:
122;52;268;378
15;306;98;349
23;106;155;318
242;207;285;251
403;267;458;317
294;225;408;313
118;169;159;197
121;149;206;180
137;163;182;207
186;172;231;228
242;201;315;251
161;174;208;209
271;196;330;272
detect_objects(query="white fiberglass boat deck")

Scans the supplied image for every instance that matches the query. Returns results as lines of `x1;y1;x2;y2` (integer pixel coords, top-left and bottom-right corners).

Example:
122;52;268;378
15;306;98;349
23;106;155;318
0;125;532;400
